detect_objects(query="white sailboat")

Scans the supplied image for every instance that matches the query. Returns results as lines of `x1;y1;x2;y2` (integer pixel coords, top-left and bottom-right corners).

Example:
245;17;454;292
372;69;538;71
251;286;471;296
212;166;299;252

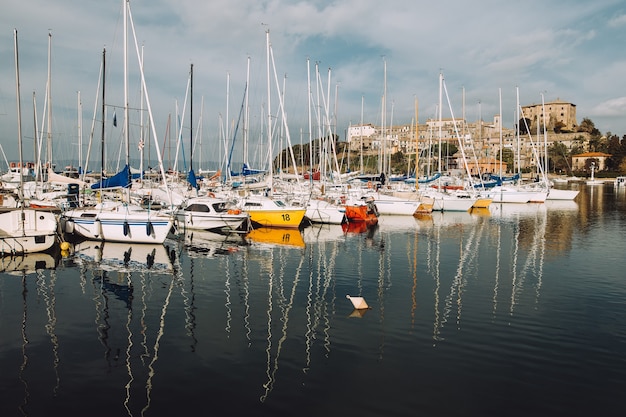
421;72;478;212
62;1;174;244
1;29;58;255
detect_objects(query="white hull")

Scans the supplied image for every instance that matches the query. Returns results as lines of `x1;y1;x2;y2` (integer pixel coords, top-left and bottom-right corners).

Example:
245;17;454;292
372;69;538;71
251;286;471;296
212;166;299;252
481;186;548;203
0;209;58;254
547;188;579;200
305;199;345;224
371;193;422;216
174;196;249;232
422;191;476;212
62;202;172;244
176;212;248;231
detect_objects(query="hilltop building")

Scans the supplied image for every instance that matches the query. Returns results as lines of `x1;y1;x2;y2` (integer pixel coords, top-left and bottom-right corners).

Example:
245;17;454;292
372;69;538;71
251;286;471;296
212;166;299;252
346;99;589;173
521;99;577;133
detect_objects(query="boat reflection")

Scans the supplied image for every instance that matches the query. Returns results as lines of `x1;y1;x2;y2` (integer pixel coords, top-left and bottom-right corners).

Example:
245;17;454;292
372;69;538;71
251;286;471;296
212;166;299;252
72;241;174;273
301;223;345;243
247;227;305;248
181;229;248;257
1;252;58;275
341;221;378;236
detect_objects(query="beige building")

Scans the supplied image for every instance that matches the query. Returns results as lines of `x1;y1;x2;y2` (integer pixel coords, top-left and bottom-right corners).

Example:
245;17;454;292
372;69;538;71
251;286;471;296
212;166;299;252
572;152;612;171
521;99;577;133
345;98;585;173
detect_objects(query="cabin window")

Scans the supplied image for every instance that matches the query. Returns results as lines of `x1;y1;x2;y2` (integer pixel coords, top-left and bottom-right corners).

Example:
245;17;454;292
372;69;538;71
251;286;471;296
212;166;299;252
186;204;209;212
212;202;228;213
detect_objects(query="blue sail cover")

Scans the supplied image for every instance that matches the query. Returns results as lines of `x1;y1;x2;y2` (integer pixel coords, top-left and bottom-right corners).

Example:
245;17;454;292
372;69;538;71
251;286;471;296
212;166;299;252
489;173;520;183
231;163;265;177
417;172;442;184
187;168;199;190
91;164;132;189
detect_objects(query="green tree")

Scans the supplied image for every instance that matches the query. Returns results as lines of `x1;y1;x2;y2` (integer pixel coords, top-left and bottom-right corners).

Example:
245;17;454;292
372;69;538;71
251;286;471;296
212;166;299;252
548;142;570;174
553;120;566;133
501;148;514;172
606;134;626;172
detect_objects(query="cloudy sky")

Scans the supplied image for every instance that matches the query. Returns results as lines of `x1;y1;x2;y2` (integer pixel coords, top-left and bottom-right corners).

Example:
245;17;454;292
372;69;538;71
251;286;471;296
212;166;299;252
1;0;625;167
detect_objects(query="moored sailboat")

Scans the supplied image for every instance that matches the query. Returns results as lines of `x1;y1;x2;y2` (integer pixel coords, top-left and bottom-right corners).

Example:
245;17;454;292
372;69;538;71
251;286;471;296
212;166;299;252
1;29;58;255
61;2;174;244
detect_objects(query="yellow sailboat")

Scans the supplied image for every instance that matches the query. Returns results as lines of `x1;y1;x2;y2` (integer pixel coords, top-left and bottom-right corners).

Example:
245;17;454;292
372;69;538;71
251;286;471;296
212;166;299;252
239;195;305;228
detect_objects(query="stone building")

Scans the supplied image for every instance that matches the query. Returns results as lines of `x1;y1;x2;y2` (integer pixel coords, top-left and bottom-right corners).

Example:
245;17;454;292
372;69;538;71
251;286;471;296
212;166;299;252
521;99;577;133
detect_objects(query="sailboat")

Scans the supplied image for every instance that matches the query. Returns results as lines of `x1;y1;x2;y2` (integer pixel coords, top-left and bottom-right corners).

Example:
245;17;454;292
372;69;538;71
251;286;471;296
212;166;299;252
61;1;173;244
1;29;58;255
236;30;306;229
420;72;478;212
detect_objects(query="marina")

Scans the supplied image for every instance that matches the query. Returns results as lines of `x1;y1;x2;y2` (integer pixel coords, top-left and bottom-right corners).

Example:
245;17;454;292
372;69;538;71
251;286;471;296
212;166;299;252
1;182;624;416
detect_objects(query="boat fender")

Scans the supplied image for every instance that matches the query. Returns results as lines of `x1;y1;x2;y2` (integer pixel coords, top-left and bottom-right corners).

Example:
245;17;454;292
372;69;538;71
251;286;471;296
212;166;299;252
146;220;153;236
123;220;130;236
65;219;75;234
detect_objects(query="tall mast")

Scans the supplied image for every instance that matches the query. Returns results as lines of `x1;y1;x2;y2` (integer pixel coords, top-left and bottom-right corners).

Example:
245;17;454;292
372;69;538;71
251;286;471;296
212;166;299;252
438;72;443;173
14;29;25;204
190;63;193;172
244;56;250;166
498;88;503;177
77;90;82;173
123;0;130;195
46;31;53;172
101;48;106;185
266;29;272;193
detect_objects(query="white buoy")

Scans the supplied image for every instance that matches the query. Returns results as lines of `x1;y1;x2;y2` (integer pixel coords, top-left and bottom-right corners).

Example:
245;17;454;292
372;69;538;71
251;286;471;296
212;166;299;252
346;294;370;310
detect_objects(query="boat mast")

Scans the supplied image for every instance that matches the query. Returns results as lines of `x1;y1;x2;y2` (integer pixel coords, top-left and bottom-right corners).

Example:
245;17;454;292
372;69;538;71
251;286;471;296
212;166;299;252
414;96;419;189
499;88;503;178
266;29;273;194
46;31;53;174
124;0;130;197
14;28;25;217
100;48;106;190
190;63;193;173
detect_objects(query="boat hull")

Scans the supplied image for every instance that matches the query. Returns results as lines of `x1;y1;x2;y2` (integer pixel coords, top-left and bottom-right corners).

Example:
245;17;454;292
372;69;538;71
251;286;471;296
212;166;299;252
246;209;306;228
62;205;173;244
176;212;248;231
305;199;345;224
0;209;58;254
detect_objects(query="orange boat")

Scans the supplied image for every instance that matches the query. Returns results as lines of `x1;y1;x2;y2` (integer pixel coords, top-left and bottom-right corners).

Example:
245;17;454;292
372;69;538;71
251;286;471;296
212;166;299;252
343;197;379;225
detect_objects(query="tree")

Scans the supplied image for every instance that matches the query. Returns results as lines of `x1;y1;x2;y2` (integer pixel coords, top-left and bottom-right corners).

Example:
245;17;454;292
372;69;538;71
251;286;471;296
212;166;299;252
548;142;571;174
501;148;514;172
606;134;626;172
554;120;566;133
577;117;597;134
518;118;532;135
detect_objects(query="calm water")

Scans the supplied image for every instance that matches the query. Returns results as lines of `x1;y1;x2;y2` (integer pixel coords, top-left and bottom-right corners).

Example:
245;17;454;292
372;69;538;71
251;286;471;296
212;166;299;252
1;183;625;416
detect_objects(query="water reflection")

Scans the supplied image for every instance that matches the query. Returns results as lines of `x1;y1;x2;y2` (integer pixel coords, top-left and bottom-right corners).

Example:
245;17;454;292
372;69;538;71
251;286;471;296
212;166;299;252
2;184;623;416
1;252;58;275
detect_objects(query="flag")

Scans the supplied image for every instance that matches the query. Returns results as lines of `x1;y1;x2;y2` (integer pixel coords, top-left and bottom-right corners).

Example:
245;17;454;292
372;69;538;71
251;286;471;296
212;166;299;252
113;110;117;127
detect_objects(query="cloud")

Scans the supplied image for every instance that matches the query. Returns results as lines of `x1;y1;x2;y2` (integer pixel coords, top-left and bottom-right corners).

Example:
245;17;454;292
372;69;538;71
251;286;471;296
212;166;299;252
1;0;626;164
608;13;626;27
590;97;626;117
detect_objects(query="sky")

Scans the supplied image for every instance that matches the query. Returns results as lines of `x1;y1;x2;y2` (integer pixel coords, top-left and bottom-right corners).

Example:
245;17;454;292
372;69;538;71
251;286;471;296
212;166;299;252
1;0;625;168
